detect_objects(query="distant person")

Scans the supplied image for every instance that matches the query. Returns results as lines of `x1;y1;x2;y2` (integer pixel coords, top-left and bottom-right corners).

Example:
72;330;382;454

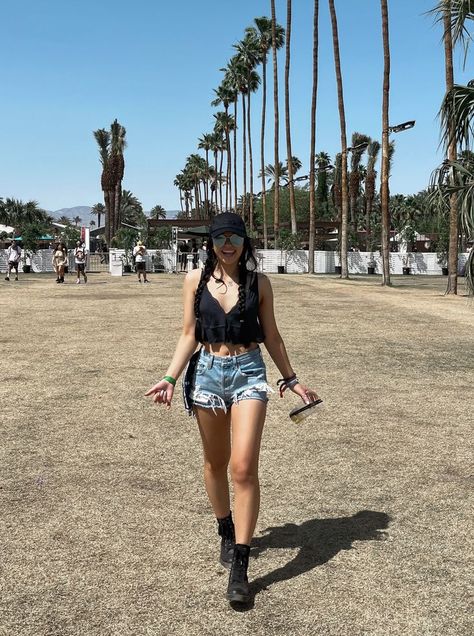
133;240;149;283
52;242;68;283
198;240;208;269
179;241;189;272
5;240;22;281
74;240;88;284
191;239;198;269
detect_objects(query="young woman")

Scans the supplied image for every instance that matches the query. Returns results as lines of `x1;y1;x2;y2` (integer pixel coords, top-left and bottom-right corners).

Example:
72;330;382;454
52;242;68;283
145;213;319;605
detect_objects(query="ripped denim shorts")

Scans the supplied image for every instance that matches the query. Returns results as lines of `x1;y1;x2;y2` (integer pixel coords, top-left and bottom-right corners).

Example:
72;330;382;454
183;347;273;414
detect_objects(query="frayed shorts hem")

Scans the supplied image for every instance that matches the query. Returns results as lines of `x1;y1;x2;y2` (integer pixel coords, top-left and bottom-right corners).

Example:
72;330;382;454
191;387;270;414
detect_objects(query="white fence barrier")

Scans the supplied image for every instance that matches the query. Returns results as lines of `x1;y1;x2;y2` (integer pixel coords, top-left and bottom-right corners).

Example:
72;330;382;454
1;248;469;276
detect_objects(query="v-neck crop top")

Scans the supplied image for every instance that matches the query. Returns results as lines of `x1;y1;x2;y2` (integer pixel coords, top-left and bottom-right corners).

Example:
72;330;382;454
195;271;265;345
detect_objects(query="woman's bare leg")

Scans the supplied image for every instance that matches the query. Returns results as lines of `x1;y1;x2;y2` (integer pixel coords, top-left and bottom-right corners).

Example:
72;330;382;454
229;400;266;545
194;406;232;518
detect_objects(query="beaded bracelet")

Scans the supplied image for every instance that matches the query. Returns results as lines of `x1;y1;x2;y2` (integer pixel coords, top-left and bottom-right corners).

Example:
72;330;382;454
163;375;176;386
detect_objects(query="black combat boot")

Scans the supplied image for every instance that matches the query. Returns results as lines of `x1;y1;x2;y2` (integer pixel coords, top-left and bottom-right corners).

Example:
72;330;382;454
226;543;250;604
217;512;235;569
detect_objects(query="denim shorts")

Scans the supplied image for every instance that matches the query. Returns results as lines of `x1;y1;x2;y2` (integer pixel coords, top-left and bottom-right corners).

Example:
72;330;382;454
185;347;273;414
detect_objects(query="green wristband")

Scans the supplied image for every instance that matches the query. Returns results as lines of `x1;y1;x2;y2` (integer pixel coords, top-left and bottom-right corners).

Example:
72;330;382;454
163;375;176;386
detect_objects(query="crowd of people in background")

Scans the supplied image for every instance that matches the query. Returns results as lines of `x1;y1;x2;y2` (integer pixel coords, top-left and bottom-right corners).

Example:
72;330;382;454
179;238;207;272
3;236;210;283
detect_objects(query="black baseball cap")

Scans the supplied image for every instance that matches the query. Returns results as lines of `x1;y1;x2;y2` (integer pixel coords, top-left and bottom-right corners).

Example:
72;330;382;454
209;212;247;238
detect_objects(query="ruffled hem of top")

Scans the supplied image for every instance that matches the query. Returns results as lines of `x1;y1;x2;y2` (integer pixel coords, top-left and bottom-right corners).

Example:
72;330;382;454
195;320;264;345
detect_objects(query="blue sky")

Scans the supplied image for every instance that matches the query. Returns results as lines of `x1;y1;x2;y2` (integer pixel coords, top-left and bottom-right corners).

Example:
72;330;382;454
0;0;471;213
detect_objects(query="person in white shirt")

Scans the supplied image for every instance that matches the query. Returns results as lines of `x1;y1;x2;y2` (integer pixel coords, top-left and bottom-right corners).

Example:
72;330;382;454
5;240;22;281
74;241;88;284
133;240;149;283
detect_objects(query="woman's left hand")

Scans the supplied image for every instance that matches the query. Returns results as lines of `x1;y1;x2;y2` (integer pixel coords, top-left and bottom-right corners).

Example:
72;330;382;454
291;383;320;405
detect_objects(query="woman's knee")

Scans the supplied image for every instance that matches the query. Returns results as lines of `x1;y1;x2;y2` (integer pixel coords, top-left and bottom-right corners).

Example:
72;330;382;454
231;461;258;487
204;457;229;476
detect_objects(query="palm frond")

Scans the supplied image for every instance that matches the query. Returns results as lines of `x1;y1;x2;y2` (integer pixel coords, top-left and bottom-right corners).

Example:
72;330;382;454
440;82;474;150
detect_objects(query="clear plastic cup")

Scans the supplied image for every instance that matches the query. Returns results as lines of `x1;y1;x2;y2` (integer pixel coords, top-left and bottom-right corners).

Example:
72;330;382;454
289;399;324;423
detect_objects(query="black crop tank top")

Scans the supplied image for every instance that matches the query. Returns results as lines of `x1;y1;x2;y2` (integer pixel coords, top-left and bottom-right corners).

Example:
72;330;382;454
195;271;265;345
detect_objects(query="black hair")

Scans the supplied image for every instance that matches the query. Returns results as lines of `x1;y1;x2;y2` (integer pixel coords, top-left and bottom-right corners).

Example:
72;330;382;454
194;235;258;323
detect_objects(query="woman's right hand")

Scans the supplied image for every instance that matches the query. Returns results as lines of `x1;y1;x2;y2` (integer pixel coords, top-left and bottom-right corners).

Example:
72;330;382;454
145;380;175;409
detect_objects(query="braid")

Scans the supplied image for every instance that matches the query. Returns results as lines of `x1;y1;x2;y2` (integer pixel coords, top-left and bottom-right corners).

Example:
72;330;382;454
194;241;217;318
237;262;248;323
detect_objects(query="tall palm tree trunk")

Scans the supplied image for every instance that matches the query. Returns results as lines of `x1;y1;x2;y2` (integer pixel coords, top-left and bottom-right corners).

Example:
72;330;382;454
219;149;224;212
261;55;268;248
114;184;122;237
107;190;115;246
328;0;349;278
308;0;319;273
227;131;232;213
443;2;458;295
247;79;255;231
271;0;280;240
380;0;391;286
241;93;247;220
285;0;297;235
214;152;219;212
234;100;238;212
204;149;210;215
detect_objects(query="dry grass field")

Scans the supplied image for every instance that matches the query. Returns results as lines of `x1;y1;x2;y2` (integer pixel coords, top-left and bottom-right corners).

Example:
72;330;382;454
1;272;473;636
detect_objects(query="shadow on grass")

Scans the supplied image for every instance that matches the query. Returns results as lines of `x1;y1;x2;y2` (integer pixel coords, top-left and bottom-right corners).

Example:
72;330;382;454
231;510;391;612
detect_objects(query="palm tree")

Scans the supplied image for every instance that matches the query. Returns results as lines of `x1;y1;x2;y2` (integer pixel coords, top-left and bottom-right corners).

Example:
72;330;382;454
271;0;282;239
91;202;106;228
284;0;298;235
110;119;127;240
253;16;284;247
260;157;301;188
364;140;381;250
0;198;50;228
57;215;72;226
120;190;144;226
93;120;126;246
220;61;242;211
441;1;460;294
349;132;371;234
308;2;320;273
211;84;236;209
430;154;474;294
214;112;235;212
234;32;261;229
328;0;350;278
315;152;331;211
198;133;214;215
224;56;249;218
73;216;82;227
93;127;113;245
209;132;222;211
380;0;391;286
150;205;167;219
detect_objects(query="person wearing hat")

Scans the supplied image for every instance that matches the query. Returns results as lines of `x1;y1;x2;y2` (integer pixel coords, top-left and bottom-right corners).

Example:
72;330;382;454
5;239;22;281
145;212;319;605
133;240;149;283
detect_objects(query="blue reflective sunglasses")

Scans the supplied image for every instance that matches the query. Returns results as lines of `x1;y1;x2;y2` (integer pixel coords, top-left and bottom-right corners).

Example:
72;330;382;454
213;234;244;248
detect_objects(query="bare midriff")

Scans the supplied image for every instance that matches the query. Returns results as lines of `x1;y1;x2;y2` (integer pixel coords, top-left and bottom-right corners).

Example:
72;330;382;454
203;342;259;357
